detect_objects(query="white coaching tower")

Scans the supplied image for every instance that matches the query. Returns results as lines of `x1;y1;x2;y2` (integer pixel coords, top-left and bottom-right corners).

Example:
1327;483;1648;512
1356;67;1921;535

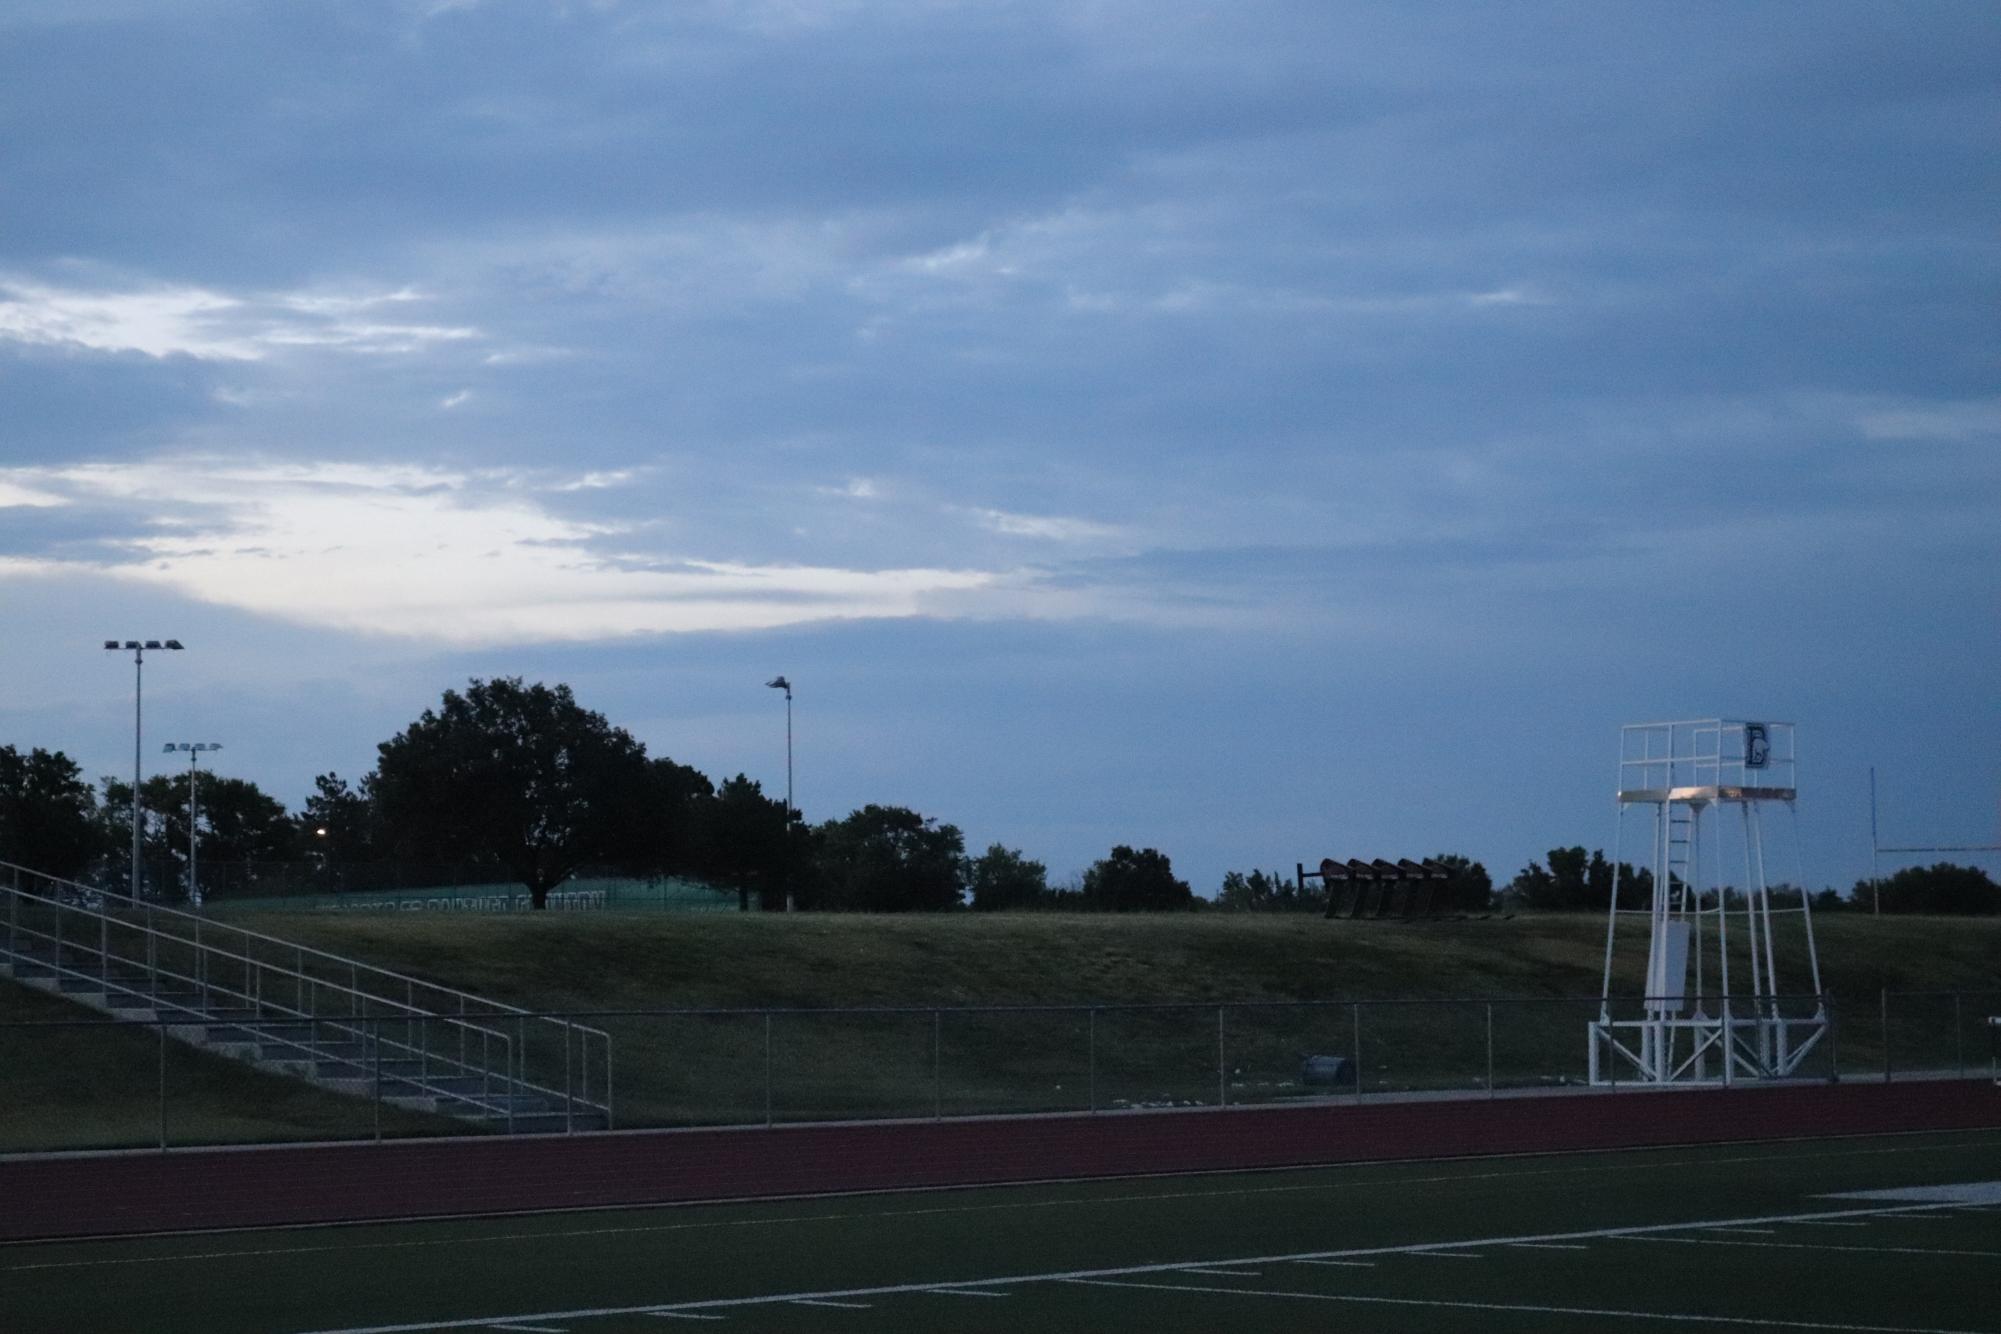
1591;719;1829;1085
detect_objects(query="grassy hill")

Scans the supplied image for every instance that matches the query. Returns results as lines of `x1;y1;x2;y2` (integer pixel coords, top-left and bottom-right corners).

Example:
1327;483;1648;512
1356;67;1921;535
225;908;2001;1011
12;910;1996;1151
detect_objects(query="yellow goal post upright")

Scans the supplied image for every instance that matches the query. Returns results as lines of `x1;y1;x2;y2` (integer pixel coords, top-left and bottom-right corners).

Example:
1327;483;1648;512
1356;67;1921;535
1590;720;1829;1086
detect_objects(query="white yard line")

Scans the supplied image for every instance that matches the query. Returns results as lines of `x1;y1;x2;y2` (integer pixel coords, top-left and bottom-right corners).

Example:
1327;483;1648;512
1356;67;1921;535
1507;1242;1590;1250
788;1300;871;1309
488;1326;567;1333
1292;1258;1376;1267
288;1201;1969;1334
643;1315;723;1322
928;1288;1011;1298
1790;1221;1870;1228
1618;1236;2001;1260
1061;1276;1996;1333
1409;1250;1483;1259
1179;1267;1261;1276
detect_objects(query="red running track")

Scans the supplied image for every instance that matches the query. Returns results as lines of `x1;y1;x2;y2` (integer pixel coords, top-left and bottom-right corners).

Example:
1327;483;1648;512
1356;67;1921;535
3;1079;1996;1242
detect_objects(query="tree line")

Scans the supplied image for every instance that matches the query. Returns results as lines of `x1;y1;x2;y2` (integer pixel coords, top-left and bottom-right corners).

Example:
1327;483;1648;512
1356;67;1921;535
1504;846;1997;915
6;681;1992;914
0;678;1201;913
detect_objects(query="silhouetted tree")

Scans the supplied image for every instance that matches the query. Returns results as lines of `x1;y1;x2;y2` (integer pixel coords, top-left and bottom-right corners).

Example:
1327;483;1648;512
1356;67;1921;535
1082;845;1192;912
809;805;965;912
1511;847;1651;910
0;746;102;884
968;844;1048;911
1430;853;1494;912
1215;868;1311;912
1853;863;1999;915
297;772;376;866
703;774;792;910
371;678;657;908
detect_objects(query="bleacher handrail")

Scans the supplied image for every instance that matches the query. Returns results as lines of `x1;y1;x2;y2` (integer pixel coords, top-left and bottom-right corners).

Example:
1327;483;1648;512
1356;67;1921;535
1;860;610;1126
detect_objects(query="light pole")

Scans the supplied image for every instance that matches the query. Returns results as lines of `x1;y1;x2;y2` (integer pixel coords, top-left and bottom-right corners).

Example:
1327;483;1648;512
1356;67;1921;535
765;676;793;821
766;675;793;911
165;743;221;909
104;638;183;900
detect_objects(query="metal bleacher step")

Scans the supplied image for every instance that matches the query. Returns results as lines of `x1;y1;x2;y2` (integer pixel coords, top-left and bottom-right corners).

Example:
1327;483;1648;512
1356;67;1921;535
4;868;611;1139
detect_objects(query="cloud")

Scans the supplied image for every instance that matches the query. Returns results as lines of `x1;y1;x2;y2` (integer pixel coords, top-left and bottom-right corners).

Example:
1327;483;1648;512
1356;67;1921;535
0;458;1001;644
971;507;1124;543
1855;399;2001;443
0;478;69;508
0;277;480;362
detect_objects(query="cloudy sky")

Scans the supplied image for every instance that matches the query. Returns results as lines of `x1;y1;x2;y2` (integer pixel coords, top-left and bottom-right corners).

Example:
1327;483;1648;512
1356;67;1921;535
2;0;1996;896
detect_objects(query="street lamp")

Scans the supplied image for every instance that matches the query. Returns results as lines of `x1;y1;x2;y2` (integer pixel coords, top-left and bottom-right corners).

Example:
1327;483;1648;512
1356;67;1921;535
765;676;793;822
766;676;793;912
103;638;183;901
165;742;221;909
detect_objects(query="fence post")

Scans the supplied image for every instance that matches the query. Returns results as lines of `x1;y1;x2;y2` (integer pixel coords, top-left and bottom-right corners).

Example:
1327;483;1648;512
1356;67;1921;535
1827;991;1839;1083
1881;990;1891;1085
1088;1008;1098;1113
158;1019;168;1153
1954;993;1965;1079
565;1021;575;1134
764;1012;774;1128
1485;1002;1495;1098
1352;1002;1363;1101
933;1010;943;1121
1216;1006;1226;1108
372;1017;383;1142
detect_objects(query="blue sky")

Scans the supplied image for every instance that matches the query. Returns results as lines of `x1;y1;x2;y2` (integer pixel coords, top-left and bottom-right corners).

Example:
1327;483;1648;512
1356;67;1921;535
2;0;1996;895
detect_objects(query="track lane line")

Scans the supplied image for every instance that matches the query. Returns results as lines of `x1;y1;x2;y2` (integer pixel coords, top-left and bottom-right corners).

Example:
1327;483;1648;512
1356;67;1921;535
1061;1275;1996;1333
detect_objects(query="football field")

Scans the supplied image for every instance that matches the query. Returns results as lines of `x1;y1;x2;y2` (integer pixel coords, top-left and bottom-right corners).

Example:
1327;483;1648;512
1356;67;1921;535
6;1129;2001;1333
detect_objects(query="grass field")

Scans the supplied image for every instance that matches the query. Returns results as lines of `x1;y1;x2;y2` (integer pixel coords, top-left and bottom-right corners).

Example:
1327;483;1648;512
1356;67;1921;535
211;909;2001;1011
6;1128;2000;1333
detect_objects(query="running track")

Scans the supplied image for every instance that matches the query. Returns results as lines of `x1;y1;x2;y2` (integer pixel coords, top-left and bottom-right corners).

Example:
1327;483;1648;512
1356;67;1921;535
3;1078;1995;1242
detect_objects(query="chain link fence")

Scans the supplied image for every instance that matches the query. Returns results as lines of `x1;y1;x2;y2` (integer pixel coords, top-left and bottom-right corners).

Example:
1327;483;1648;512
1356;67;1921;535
4;989;1996;1154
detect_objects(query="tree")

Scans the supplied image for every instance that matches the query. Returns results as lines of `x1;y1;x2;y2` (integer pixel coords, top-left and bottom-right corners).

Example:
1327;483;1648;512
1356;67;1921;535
1082;845;1192;912
144;771;297;900
1429;853;1493;912
1215;868;1310;912
0;746;102;884
968;844;1048;911
1854;863;1999;915
703;774;791;911
1510;846;1650;910
297;772;376;865
371;678;659;908
810;805;966;912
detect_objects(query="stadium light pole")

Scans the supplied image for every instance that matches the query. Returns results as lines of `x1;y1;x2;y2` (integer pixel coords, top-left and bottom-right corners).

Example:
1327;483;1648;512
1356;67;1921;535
165;743;221;909
104;638;183;900
765;676;793;821
766;675;793;911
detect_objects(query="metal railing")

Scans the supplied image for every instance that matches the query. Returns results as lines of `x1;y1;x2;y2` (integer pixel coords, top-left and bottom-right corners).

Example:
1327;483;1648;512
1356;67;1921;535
1;861;611;1133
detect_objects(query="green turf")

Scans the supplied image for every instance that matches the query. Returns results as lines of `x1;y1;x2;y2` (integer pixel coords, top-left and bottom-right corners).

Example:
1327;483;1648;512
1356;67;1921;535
6;1129;2000;1333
